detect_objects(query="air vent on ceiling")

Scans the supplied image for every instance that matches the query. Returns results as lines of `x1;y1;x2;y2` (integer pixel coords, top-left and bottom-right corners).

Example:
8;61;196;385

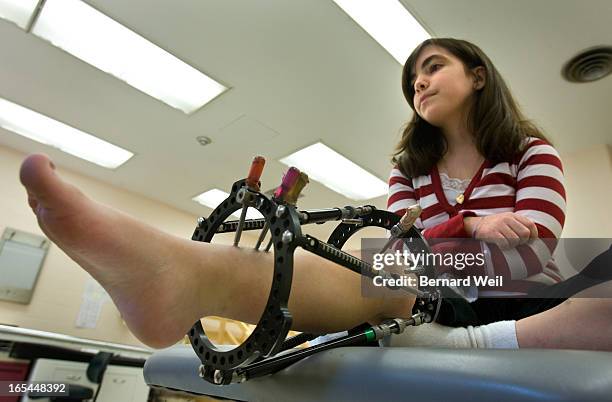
562;46;612;83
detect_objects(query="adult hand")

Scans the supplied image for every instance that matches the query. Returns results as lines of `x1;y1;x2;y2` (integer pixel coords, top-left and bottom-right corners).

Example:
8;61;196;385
465;213;538;250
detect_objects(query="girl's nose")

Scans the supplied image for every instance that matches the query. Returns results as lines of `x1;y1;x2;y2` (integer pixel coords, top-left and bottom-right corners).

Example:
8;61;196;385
415;78;428;92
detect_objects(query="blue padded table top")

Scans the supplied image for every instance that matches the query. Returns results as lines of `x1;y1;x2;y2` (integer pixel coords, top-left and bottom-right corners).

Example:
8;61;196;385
144;345;612;402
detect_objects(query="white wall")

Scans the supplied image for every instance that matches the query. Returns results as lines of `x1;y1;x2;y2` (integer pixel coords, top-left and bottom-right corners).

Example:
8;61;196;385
561;144;612;237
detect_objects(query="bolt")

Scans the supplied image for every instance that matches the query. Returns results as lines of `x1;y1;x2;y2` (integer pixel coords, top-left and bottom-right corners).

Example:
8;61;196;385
236;188;246;203
197;217;205;227
198;365;206;378
275;205;287;218
213;370;224;385
281;230;294;244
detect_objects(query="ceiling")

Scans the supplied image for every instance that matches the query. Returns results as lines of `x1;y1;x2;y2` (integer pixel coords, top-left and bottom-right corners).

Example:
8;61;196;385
0;0;610;231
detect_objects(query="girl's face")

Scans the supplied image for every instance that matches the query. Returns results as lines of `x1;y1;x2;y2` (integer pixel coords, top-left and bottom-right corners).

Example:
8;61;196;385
410;45;484;128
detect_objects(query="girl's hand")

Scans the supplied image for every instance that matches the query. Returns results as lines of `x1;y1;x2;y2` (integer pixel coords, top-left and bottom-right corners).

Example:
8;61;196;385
465;213;538;249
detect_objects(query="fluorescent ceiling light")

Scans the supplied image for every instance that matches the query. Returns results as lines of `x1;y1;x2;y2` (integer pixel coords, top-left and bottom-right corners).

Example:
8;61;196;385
0;0;38;29
0;97;133;169
193;189;264;220
31;0;227;114
280;142;387;200
332;0;430;64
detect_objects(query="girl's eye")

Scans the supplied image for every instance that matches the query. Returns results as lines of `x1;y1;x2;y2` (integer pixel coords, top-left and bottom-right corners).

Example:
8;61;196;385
410;64;442;87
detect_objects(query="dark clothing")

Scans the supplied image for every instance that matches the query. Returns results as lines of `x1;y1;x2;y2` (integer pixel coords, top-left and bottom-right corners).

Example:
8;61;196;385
436;246;612;327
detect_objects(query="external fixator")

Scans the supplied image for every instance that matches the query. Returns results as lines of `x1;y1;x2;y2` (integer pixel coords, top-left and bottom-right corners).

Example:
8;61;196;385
188;156;442;385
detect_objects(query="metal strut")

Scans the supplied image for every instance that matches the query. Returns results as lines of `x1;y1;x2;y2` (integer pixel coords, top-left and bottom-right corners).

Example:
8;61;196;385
234;313;428;382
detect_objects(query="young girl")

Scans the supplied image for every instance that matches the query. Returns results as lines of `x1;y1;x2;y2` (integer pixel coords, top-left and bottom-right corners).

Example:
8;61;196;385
18;38;612;350
384;37;612;348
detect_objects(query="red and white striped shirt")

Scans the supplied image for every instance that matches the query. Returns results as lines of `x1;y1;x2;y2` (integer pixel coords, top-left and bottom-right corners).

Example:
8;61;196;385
387;137;566;295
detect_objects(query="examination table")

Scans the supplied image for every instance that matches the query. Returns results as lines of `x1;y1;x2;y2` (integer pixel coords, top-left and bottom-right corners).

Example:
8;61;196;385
143;345;612;402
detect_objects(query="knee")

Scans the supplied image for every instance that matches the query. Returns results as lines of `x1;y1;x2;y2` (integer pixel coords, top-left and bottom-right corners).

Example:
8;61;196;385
569;298;612;317
597;298;612;316
588;298;612;315
377;295;416;322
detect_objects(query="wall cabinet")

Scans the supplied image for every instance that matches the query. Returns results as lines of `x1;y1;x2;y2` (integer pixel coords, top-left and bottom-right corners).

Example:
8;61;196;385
22;358;149;402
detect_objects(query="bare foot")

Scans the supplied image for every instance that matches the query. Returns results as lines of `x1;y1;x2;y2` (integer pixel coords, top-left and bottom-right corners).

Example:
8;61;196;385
20;154;206;348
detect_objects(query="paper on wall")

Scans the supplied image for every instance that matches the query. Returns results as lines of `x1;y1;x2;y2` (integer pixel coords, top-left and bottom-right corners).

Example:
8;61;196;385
75;276;110;329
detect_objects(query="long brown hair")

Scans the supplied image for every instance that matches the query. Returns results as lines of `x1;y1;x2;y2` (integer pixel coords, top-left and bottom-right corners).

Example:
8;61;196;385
392;38;550;177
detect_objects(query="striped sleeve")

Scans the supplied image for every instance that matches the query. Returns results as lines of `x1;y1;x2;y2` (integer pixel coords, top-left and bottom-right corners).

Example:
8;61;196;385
387;167;424;230
488;138;566;282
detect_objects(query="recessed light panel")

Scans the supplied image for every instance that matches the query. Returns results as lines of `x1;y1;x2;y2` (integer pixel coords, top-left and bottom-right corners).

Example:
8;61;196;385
332;0;430;64
0;0;38;29
0;97;133;169
193;189;264;220
31;0;227;114
280;142;387;200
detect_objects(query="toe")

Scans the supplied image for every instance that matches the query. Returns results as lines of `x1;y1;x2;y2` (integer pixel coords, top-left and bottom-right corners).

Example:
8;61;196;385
20;154;66;210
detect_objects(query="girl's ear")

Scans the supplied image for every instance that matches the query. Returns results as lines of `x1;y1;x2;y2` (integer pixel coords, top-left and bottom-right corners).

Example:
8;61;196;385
472;66;486;90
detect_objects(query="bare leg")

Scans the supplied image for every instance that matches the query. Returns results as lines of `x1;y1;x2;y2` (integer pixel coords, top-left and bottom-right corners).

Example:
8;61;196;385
516;298;612;350
20;154;414;349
